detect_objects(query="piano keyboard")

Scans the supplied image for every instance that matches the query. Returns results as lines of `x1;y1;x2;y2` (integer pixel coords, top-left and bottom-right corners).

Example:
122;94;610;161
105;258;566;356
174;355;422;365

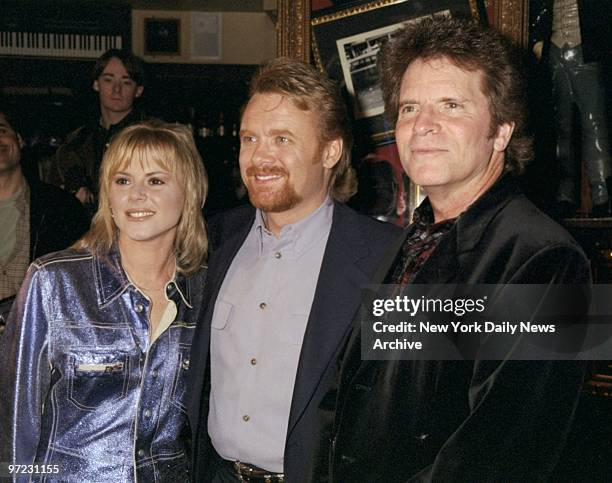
0;31;123;59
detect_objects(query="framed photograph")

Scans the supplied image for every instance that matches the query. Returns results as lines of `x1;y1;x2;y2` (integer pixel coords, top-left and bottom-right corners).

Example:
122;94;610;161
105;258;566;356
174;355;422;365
191;12;222;60
312;0;481;144
145;18;181;56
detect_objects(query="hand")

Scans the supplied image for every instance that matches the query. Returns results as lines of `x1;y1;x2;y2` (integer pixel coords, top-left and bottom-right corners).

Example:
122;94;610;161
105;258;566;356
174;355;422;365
75;186;94;205
533;41;544;61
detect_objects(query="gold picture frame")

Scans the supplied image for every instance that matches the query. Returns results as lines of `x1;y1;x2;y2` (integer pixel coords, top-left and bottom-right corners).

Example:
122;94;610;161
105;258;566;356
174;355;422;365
275;0;530;60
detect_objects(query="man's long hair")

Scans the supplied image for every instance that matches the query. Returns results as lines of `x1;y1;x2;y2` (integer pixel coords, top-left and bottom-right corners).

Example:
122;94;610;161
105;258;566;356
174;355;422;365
379;16;532;174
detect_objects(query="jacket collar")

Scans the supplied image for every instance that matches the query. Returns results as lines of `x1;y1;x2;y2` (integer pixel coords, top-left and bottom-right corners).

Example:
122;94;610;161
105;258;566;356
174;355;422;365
97;109;143;134
94;244;192;308
453;173;519;253
409;173;518;284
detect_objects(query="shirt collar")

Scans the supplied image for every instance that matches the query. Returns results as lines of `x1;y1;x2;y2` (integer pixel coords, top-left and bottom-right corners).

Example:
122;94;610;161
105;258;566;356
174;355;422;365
412;197;457;229
253;196;334;257
94;243;192;308
412;198;436;227
412;173;517;253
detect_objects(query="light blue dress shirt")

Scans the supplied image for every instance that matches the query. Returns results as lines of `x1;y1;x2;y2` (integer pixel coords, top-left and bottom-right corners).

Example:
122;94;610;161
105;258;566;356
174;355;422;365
208;198;334;472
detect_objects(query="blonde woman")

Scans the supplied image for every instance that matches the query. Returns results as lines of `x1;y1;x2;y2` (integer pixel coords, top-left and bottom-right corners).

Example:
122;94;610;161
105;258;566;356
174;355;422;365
0;121;207;482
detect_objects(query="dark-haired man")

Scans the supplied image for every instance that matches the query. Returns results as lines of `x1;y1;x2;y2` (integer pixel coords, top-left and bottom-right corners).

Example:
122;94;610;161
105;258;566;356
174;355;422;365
322;17;590;481
52;49;146;205
187;58;400;482
0;107;88;322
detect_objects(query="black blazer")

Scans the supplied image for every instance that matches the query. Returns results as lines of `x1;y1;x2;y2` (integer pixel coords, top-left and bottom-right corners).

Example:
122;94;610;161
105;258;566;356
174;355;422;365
187;202;401;481
326;175;591;482
28;176;89;261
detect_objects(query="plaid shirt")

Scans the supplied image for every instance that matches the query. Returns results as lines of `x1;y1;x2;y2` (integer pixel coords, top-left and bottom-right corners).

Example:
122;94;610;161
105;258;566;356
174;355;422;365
389;199;456;285
0;181;30;299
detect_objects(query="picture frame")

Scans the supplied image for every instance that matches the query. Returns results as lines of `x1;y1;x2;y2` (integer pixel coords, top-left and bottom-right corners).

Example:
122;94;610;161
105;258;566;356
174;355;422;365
190;12;222;60
312;0;481;144
144;18;181;56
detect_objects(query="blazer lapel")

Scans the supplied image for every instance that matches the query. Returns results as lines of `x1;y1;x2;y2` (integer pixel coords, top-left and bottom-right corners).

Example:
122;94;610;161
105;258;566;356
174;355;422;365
286;205;372;435
339;226;460;397
336;228;409;400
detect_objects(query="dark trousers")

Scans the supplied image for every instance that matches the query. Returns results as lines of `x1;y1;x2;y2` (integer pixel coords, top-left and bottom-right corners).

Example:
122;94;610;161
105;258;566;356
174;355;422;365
206;451;242;483
550;43;611;205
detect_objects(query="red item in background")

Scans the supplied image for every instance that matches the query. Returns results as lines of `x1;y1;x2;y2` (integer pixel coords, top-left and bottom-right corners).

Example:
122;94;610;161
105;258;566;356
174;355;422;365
312;0;334;11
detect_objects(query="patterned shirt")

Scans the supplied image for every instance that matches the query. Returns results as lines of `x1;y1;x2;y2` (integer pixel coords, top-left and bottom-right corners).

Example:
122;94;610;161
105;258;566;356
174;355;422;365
0;180;30;299
389;199;456;285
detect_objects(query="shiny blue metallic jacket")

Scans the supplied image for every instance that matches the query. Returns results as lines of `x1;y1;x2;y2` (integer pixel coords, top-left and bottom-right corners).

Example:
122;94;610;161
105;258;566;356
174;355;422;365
0;247;206;482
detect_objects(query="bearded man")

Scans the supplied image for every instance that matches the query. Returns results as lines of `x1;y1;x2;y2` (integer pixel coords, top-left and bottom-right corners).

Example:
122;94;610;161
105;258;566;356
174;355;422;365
187;58;400;482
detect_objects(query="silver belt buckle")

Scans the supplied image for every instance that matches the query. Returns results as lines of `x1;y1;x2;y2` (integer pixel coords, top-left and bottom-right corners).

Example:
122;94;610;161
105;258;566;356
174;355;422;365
562;45;577;61
233;461;285;482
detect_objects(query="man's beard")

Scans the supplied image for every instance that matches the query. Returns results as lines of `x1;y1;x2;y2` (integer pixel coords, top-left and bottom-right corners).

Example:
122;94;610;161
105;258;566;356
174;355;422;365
245;165;302;213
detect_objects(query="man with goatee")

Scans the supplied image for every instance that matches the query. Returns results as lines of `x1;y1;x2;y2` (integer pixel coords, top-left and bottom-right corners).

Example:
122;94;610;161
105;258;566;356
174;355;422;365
187;58;400;482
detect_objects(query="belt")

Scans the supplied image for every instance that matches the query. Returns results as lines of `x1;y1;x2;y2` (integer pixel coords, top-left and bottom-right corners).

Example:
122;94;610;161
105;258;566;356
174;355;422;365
232;460;285;482
212;450;285;482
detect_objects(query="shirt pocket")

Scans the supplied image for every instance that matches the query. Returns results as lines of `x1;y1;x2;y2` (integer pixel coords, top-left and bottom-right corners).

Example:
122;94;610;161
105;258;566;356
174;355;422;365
211;299;233;331
170;342;191;412
68;350;130;411
212;300;308;346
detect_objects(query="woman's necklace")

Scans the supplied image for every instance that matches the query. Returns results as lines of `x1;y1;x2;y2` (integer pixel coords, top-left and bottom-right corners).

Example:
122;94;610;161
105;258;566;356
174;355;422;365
123;254;176;295
133;283;166;293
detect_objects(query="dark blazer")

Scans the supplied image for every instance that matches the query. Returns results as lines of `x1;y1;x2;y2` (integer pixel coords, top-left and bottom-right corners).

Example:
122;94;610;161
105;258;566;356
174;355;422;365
51;110;147;193
325;175;591;482
187;202;401;482
28;176;89;261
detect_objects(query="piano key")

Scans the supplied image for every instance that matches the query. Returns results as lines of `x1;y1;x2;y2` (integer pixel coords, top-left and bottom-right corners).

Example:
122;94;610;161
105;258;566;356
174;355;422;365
0;30;125;58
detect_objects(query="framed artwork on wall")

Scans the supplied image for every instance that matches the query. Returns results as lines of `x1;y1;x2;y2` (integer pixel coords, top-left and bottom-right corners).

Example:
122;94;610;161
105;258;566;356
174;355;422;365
311;0;481;144
144;18;181;56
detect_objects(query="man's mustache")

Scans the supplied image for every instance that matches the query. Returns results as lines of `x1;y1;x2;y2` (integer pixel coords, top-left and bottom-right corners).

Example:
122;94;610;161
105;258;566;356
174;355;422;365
246;166;288;177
